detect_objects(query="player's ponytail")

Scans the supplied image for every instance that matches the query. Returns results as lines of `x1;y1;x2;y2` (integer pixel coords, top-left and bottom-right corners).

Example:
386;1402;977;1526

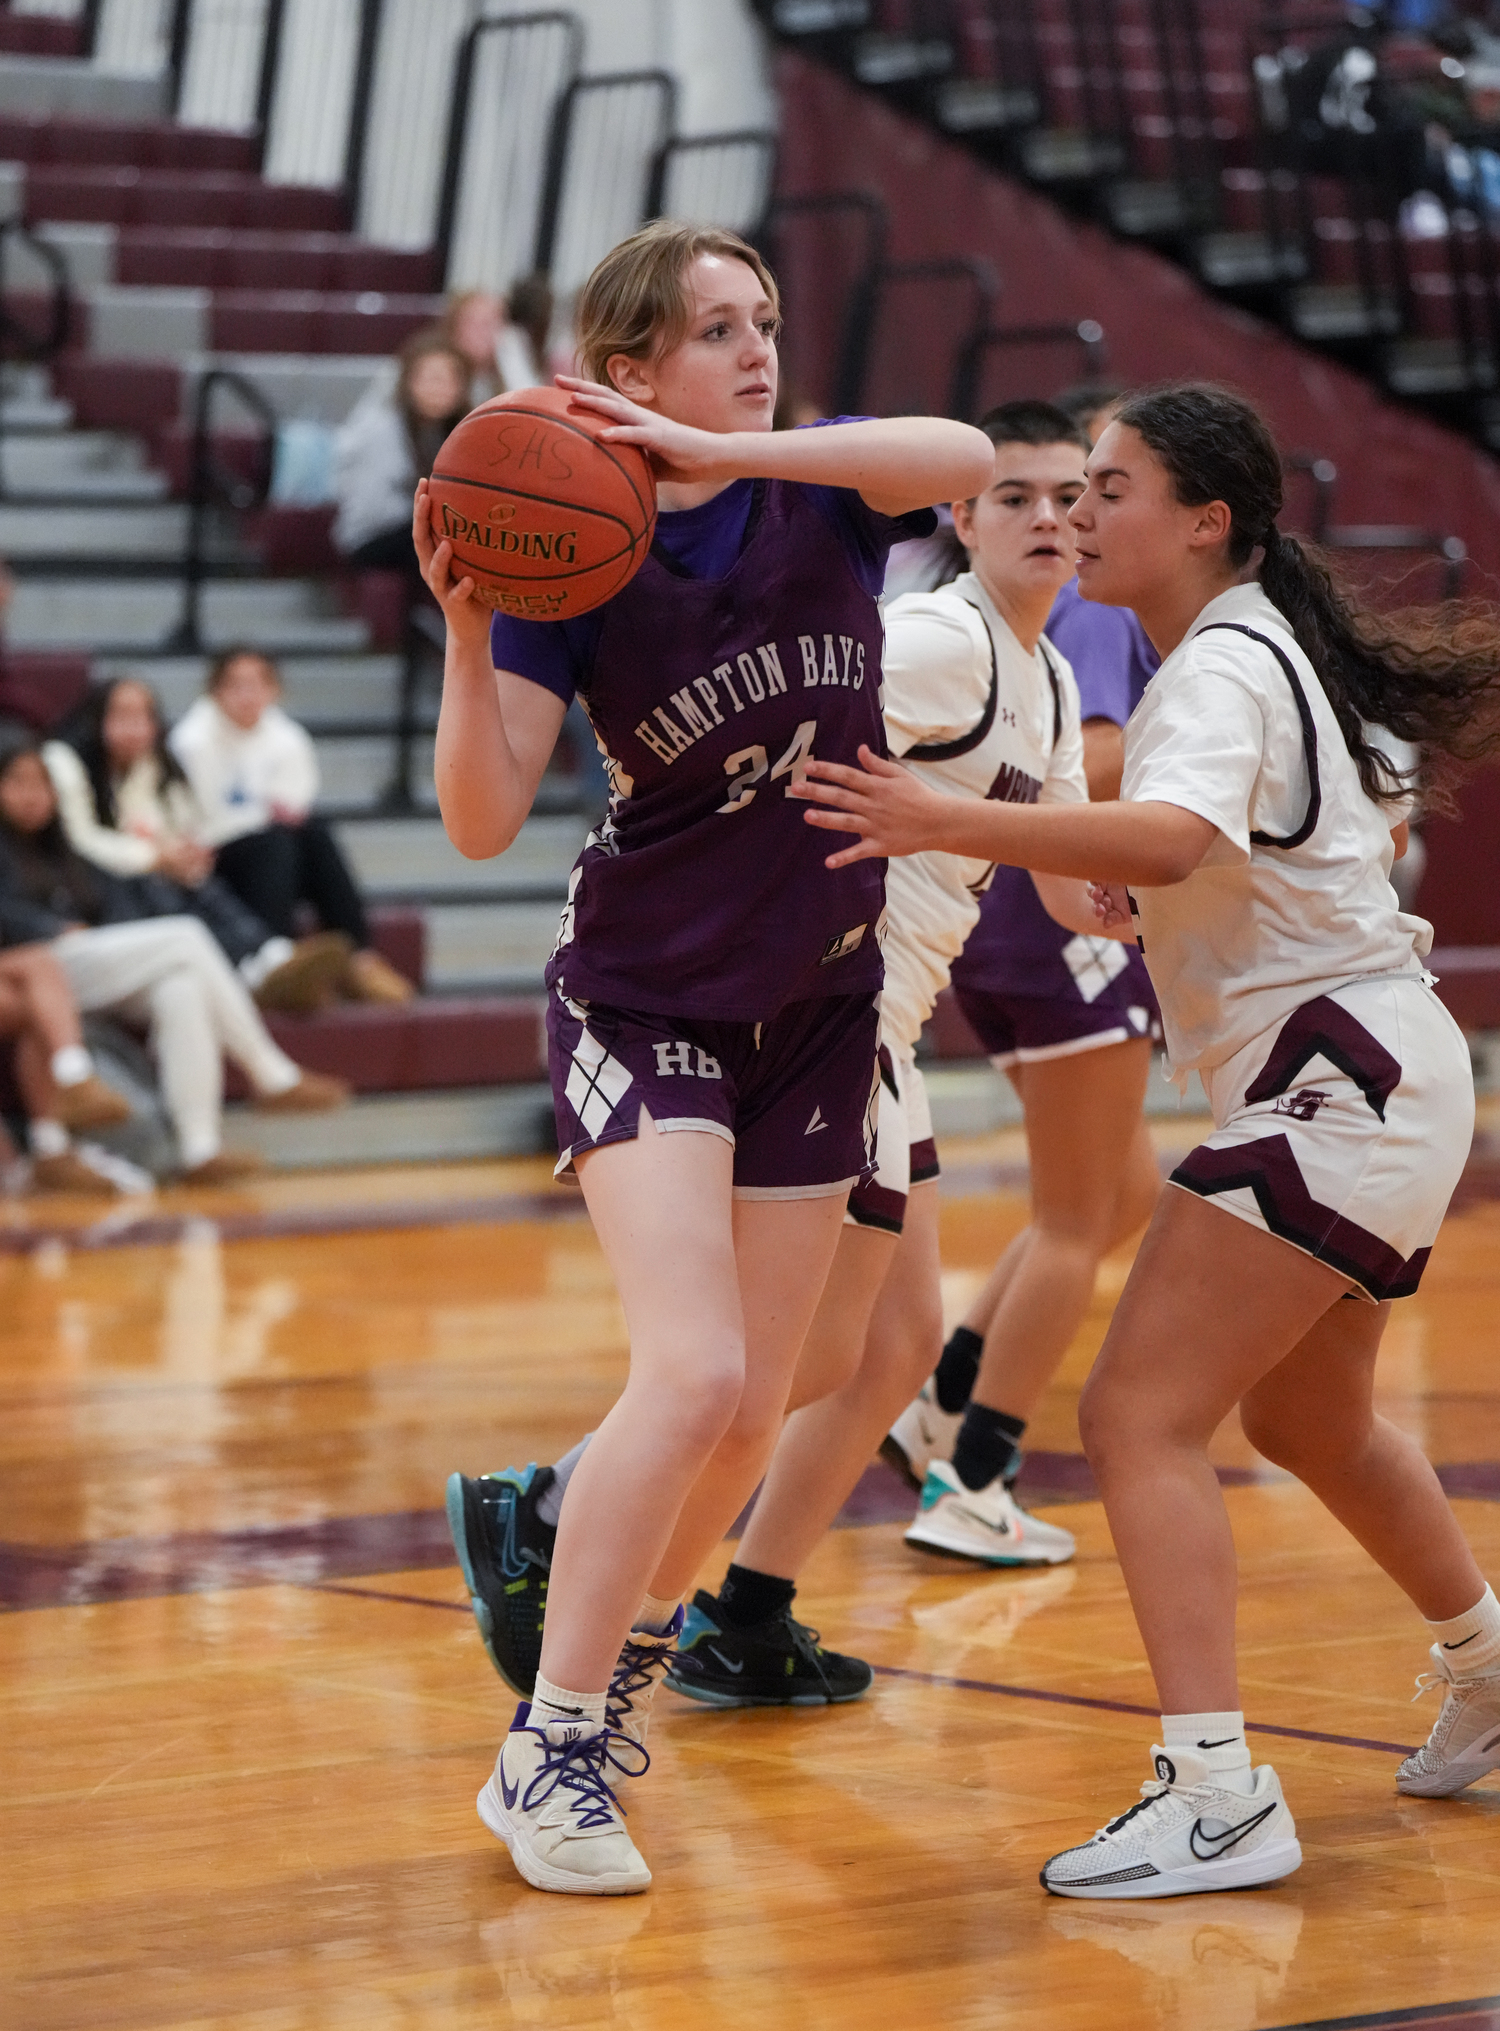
1116;382;1500;813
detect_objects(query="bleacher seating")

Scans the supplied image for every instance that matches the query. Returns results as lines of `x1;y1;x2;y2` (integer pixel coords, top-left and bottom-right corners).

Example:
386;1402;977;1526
0;0;772;1171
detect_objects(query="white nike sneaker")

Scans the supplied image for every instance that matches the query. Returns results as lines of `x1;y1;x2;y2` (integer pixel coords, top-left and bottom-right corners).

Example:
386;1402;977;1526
1396;1647;1500;1796
478;1707;650;1895
884;1377;964;1488
1041;1746;1301;1899
905;1458;1076;1565
606;1607;684;1769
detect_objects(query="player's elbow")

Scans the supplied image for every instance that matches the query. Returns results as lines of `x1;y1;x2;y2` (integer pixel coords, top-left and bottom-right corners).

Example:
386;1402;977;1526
948;424;1000;499
1135;808;1215;886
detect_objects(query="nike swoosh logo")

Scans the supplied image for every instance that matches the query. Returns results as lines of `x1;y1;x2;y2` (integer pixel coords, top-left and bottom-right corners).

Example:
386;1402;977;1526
1188;1802;1276;1861
1443;1632;1480;1649
707;1646;745;1674
1197;1736;1240;1749
500;1768;519;1810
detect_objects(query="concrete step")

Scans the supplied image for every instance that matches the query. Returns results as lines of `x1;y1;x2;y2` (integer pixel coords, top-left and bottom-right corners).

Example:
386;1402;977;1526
334;814;587;898
222;1083;556;1169
1;428;168;500
71;282;441;361
107;651;406;724
0;390;74;431
0;498;222;560
0;55;167;121
314;736;438;812
424;903;563;992
23;164;346;233
8;574;371;652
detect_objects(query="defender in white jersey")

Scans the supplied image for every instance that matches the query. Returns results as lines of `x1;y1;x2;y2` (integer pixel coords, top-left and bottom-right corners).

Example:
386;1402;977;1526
796;382;1500;1898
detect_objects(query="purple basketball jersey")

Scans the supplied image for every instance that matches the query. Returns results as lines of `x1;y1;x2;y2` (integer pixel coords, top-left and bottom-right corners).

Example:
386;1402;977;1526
549;478;889;1020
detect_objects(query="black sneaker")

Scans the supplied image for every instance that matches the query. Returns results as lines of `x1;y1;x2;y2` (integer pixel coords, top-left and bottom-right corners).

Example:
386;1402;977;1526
665;1588;873;1707
444;1464;556;1696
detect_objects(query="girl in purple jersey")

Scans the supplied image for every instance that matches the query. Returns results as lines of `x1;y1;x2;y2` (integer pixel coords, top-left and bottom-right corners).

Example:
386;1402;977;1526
795;381;1500;1899
418;220;990;1897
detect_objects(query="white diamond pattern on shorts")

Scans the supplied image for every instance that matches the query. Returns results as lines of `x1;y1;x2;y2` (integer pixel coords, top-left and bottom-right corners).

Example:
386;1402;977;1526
565;1025;634;1138
1061;934;1130;1004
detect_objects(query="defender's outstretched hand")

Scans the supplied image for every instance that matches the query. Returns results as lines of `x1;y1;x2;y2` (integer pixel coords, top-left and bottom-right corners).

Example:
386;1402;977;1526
790;748;949;867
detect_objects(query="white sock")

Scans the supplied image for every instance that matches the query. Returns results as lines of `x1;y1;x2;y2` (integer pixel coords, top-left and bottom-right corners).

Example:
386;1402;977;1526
1426;1584;1500;1678
29;1119;69;1158
529;1673;606;1729
635;1591;680;1637
239;938;295;990
50;1045;93;1088
1161;1710;1255;1795
536;1436;590;1528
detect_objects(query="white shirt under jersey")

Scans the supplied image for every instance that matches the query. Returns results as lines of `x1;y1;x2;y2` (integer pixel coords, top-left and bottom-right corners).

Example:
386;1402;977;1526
880;570;1090;1052
1122;580;1431;1077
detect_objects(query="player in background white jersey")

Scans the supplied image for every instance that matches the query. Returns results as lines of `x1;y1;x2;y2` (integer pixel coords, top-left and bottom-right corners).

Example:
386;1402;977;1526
795;380;1500;1899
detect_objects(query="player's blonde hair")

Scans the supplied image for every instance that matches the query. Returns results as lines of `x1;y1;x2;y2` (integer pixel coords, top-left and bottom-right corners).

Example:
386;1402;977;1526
576;220;780;389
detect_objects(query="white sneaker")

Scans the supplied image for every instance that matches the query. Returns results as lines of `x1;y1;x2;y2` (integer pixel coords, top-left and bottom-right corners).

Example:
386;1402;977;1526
884;1377;964;1488
477;1707;650;1895
606;1607;684;1769
1396;1647;1500;1796
905;1459;1076;1565
1042;1746;1301;1899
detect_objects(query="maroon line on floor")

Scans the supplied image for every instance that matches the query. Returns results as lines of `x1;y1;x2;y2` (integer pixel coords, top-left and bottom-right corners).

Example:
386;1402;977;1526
1270;2001;1500;2031
7;1453;1500;1611
866;1663;1419;1757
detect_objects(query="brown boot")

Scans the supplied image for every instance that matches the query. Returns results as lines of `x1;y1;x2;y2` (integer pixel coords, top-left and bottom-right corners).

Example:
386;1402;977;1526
52;1074;132;1133
254;1069;351;1113
30;1149;127;1196
343;947;416;1004
182;1150;269;1186
253;933;354;1014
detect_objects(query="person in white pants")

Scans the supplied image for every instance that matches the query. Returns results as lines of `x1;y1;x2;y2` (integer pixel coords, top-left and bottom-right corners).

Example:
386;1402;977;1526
0;738;348;1183
53;917;325;1175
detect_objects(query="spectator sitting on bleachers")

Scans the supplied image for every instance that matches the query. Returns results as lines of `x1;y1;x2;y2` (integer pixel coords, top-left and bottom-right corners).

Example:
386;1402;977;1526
442;277;554;404
44;677;354;1015
0;731;349;1185
0;933;137;1195
169;649;413;1005
331;331;471;579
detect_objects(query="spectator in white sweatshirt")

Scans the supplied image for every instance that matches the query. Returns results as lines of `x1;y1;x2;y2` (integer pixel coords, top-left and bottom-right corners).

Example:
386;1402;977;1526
169;650;412;1004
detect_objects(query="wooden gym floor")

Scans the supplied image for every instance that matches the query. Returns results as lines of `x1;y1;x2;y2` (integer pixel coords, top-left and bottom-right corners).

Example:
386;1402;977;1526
5;1105;1500;2030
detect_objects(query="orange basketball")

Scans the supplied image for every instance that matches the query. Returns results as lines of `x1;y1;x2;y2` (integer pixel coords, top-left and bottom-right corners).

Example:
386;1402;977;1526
426;385;657;621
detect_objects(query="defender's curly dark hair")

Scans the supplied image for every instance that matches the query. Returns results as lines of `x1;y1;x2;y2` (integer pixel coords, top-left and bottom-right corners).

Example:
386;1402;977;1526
1114;382;1500;814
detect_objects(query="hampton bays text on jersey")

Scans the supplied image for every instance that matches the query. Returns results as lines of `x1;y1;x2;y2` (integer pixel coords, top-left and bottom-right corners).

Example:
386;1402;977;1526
632;631;869;767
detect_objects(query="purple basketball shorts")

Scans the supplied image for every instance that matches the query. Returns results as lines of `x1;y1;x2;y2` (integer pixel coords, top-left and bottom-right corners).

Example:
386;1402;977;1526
846;1040;940;1236
547;987;880;1199
955;971;1161;1068
1171;974;1472;1303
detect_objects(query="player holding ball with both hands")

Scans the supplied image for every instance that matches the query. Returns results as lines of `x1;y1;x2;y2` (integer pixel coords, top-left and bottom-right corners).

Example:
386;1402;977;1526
419;219;992;1897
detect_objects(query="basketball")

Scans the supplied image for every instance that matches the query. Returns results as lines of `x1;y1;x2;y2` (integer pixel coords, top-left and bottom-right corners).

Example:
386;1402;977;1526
426;385;657;620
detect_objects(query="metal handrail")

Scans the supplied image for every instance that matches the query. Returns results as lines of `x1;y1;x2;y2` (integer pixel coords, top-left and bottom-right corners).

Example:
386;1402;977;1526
169;369;276;653
534;69;679;276
859;253;1000;419
435;11;584;280
760;190;890;417
0;220;73;507
644;130;780;233
951;317;1105;423
1284;451;1466;598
